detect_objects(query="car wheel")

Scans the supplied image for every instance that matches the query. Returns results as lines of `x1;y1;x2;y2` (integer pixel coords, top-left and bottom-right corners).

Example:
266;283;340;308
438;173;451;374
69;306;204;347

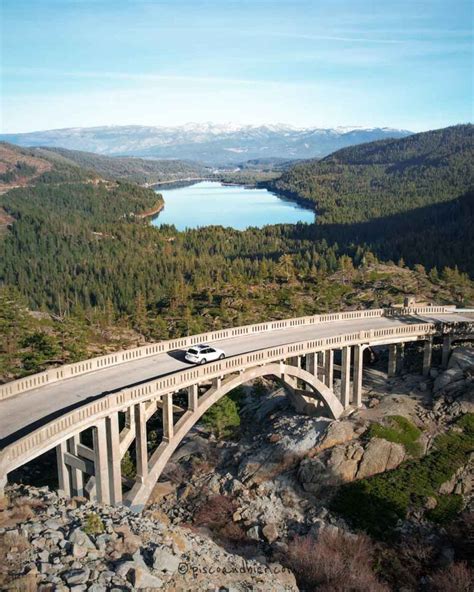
200;358;207;365
219;354;225;360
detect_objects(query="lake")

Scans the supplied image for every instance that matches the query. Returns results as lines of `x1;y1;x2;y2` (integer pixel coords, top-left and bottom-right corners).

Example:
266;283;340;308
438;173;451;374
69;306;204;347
151;181;315;231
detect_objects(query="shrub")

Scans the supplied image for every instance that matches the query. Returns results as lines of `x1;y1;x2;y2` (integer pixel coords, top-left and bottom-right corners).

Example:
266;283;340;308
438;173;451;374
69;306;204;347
331;420;473;539
194;495;246;543
201;394;240;438
367;415;422;456
83;512;104;535
427;495;463;524
285;530;389;592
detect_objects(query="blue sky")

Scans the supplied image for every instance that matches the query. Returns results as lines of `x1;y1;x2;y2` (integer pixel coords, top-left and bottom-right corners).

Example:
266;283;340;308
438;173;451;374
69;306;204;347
1;0;472;132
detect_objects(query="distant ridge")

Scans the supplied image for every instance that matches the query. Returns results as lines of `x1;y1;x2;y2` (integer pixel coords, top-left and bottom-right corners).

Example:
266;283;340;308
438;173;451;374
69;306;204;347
0;123;412;165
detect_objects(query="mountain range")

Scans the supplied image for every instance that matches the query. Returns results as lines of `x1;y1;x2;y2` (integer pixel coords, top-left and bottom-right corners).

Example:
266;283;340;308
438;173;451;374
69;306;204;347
0;123;412;165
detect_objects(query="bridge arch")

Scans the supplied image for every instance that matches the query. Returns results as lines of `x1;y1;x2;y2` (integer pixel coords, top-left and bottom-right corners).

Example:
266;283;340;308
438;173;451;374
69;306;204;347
126;362;344;509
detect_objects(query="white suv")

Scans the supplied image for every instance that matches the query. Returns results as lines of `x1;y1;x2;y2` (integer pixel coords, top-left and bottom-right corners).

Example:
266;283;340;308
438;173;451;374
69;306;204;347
185;344;226;364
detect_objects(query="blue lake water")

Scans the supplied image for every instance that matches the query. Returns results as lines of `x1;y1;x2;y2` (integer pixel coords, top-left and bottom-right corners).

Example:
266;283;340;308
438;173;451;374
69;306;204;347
151;181;315;231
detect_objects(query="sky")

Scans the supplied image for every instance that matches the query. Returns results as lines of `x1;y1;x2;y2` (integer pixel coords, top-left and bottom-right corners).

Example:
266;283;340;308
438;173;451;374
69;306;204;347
1;0;472;133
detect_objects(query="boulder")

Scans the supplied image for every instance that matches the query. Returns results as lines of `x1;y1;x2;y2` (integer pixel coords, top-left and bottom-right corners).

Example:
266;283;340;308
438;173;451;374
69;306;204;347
67;529;95;550
262;523;279;544
62;568;90;586
357;438;405;479
152;545;181;575
434;369;464;394
447;348;474;372
315;420;355;452
130;566;164;589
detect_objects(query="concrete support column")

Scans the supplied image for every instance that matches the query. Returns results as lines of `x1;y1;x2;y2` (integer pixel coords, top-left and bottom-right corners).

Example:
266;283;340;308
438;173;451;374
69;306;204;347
285;357;300;388
162;393;174;442
353;345;364;407
423;338;433;377
325;350;334;388
396;343;405;375
0;474;7;498
188;384;199;412
125;405;135;429
318;351;326;381
306;353;316;375
92;419;111;504
388;344;397;377
212;377;222;390
56;440;71;497
67;435;84;496
106;413;122;505
340;346;351;408
134;402;148;484
442;335;452;369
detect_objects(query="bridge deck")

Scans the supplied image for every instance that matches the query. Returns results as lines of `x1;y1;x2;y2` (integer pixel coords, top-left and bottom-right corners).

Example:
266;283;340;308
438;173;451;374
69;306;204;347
0;312;471;445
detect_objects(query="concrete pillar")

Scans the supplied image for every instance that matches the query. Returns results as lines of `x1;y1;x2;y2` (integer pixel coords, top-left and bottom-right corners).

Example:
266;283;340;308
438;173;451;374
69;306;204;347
306;353;316;375
388;344;397;377
106;413;122;505
188;384;199;412
318;351;326;381
92;419;111;504
56;441;71;497
162;393;174;442
134;402;148;484
125;405;135;429
212;377;222;390
340;346;351;408
442;335;452;369
0;474;7;498
285;357;300;388
67;435;84;496
423;338;433;377
353;345;363;407
396;343;405;375
325;350;334;388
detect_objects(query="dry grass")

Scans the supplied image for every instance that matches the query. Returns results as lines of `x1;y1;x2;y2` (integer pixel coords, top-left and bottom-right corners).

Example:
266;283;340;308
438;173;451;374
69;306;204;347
0;496;44;528
0;532;33;592
428;562;473;592
285;530;390;592
194;495;248;543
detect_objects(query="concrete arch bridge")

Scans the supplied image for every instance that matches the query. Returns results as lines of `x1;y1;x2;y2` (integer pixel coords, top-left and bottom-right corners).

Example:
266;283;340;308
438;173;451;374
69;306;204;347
0;305;472;510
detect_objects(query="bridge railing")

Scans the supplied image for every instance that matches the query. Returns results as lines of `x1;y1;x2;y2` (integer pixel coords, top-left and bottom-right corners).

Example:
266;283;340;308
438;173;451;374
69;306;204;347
0;305;458;402
0;321;443;473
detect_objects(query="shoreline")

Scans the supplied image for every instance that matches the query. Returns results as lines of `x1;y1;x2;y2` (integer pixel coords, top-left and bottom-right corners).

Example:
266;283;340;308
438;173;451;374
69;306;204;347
137;199;165;219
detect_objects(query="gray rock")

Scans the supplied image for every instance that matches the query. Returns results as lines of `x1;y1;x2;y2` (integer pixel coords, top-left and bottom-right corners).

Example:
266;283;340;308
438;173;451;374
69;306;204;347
68;528;95;550
448;347;474;372
130;566;164;589
434;369;464;393
247;525;260;540
315;420;355;452
152;545;181;574
62;567;90;585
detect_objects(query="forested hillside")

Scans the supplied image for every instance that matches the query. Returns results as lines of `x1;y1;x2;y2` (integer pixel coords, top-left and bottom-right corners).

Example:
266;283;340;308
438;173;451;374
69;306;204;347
36;147;208;184
268;125;474;275
269;124;473;223
0;142;208;188
1;127;473;381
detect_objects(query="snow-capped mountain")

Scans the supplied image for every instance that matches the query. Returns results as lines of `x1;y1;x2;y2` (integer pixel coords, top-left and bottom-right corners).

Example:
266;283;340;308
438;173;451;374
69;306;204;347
0;123;412;165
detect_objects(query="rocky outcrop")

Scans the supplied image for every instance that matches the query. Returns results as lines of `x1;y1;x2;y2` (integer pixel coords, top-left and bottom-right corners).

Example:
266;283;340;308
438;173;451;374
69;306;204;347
0;485;298;591
298;437;405;493
357;438;405;479
433;347;474;414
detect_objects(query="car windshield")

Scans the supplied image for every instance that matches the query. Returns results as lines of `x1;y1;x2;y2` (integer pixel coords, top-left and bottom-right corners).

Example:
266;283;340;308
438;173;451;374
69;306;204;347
188;348;199;355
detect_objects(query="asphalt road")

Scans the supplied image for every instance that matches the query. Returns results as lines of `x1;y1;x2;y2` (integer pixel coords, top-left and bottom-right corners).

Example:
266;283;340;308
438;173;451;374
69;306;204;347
0;312;471;444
